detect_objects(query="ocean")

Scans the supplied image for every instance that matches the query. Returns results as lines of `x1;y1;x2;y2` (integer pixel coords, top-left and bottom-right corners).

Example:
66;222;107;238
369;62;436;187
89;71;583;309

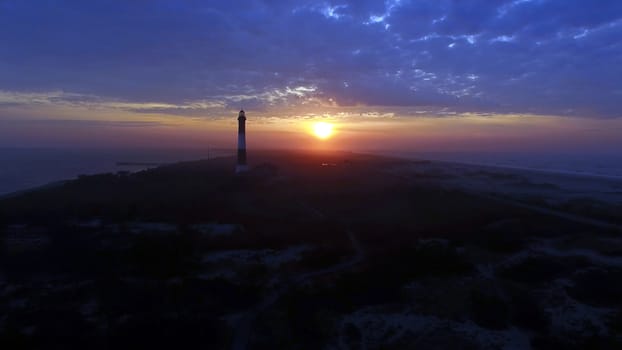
1;148;621;196
0;148;232;196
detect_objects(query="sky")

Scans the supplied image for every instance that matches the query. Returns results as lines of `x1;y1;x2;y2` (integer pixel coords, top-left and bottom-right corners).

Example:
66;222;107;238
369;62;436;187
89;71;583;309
0;0;621;153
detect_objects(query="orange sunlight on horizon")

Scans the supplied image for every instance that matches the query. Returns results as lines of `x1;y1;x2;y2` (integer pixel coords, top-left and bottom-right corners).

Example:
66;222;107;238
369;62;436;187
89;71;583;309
311;122;334;140
3;105;622;154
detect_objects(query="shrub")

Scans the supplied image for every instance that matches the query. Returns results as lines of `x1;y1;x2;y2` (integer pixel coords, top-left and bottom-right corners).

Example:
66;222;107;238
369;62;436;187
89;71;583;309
469;290;509;330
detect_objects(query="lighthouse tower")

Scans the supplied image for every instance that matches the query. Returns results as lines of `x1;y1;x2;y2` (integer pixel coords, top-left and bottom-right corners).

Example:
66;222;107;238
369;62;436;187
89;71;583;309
236;110;249;173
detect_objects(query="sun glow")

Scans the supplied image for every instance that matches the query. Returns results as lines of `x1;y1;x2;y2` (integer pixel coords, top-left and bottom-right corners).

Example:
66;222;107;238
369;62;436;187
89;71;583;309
312;122;334;139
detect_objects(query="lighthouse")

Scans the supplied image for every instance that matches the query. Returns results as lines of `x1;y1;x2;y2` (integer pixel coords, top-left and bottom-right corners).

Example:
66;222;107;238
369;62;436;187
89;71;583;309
236;110;249;173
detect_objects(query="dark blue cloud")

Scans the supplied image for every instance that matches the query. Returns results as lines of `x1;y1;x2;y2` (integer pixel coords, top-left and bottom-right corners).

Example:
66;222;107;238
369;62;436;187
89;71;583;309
0;0;620;116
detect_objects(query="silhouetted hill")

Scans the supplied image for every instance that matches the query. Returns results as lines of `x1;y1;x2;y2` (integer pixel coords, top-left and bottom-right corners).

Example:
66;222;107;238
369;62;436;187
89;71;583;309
1;150;621;349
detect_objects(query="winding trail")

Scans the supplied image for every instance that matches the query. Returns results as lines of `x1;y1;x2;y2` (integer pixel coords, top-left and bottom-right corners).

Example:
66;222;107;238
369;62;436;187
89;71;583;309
231;230;365;350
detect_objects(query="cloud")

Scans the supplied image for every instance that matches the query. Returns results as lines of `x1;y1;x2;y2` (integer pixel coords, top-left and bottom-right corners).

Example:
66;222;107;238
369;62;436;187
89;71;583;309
0;90;223;112
0;0;620;117
0;118;169;128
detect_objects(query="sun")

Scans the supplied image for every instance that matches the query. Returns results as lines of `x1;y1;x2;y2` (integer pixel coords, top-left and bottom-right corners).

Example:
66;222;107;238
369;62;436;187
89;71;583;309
312;122;334;140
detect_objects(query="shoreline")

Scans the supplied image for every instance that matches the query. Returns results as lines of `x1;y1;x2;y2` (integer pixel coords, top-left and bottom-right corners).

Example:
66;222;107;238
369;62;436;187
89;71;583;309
0;180;69;200
2;150;621;200
0;154;234;199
